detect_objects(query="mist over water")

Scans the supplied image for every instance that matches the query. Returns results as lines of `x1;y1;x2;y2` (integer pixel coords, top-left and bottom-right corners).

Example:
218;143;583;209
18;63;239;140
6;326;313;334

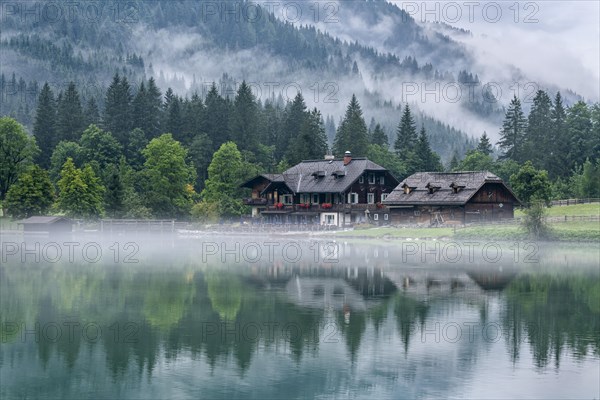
1;234;598;399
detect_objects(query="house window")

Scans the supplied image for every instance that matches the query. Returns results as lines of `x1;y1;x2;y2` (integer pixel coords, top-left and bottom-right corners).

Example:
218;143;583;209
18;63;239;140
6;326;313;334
381;193;388;201
374;214;379;221
348;193;359;204
380;176;385;185
367;193;375;204
384;214;389;221
300;194;309;203
312;193;319;204
359;176;364;184
368;173;375;184
281;194;293;205
414;210;421;216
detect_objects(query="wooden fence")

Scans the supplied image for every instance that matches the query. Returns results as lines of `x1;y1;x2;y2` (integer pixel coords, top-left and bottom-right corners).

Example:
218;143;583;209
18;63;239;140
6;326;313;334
74;219;190;233
550;198;600;206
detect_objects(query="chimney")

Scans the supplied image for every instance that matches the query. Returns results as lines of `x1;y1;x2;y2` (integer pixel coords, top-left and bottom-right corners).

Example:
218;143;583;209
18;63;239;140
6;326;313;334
343;151;352;166
324;154;335;160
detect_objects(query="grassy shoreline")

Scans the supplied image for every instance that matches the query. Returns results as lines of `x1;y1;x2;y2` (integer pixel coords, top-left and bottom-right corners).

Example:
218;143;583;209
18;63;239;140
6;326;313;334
2;204;598;241
335;203;600;242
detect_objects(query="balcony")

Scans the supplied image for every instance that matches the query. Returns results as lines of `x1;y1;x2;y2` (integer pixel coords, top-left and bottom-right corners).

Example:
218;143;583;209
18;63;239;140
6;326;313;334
243;198;268;206
262;203;387;213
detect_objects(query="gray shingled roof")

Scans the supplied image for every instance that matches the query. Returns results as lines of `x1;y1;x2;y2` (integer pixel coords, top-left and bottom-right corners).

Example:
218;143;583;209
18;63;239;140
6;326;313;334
280;158;388;193
17;216;71;224
383;171;515;206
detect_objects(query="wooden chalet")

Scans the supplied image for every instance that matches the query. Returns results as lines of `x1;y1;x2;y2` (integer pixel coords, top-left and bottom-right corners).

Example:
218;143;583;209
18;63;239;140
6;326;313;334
382;171;521;225
242;152;399;227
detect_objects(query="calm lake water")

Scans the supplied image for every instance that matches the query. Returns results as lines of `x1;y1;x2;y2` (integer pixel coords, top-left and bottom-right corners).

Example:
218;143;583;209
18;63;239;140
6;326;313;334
1;235;599;399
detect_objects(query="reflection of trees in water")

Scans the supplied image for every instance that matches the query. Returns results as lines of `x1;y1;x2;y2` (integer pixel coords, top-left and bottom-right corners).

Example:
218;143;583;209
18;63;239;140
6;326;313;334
502;272;600;368
206;272;242;321
2;261;599;384
393;294;430;353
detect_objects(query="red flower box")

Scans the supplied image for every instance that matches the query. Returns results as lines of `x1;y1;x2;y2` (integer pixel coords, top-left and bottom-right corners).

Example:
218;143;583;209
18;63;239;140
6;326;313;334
321;203;333;209
275;202;284;209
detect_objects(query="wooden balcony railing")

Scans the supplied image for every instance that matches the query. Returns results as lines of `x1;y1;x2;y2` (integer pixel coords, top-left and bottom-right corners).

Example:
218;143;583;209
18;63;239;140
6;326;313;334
261;203;387;212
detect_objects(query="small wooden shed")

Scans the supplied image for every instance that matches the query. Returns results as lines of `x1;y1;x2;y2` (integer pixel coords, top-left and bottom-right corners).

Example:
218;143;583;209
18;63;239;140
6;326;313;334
17;216;73;234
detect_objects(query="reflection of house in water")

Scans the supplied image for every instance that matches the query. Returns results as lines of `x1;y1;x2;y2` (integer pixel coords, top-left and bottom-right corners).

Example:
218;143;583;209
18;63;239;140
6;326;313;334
466;269;517;291
247;266;397;312
384;267;518;300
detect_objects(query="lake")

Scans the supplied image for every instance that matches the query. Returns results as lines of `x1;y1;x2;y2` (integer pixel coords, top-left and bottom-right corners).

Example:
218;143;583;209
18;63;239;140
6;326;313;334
1;235;599;399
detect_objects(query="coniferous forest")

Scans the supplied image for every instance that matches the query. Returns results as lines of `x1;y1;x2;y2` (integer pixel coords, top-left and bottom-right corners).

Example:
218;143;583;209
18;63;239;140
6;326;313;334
0;72;598;220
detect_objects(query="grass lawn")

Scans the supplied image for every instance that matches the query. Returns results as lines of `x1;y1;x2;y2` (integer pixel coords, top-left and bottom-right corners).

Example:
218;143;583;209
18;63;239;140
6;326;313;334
336;226;455;238
335;220;599;241
515;203;600;218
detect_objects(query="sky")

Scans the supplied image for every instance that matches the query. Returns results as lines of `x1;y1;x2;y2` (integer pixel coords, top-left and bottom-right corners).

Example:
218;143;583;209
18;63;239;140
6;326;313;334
395;0;600;101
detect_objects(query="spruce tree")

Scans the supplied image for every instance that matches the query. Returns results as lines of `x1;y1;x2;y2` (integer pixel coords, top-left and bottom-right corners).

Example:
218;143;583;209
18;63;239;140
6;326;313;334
104;73;133;147
145;77;163;139
498;95;527;162
84;97;101;128
333;94;369;156
370;123;389;147
33;83;56;168
132;81;148;133
289;108;329;164
524;90;553;168
231;81;259;155
56;82;85;142
205;83;231;150
566;101;593;169
414;125;442;172
549;92;568;177
182;93;206;146
165;94;185;143
394;105;418;155
281;92;307;161
476;132;493;156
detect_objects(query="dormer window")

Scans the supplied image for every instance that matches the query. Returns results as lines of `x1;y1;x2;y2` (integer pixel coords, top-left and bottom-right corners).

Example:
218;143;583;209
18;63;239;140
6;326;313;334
312;170;326;179
426;183;441;194
359;175;364;184
368;173;375;184
402;183;415;194
332;170;346;178
449;182;466;194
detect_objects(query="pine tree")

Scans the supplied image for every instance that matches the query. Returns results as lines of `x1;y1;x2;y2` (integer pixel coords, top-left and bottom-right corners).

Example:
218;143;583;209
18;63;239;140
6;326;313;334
566;101;593;169
549;92;568;177
132;80;148;133
370;123;389;147
448;151;460;171
414;125;442;172
56;82;85;142
84;97;101;128
205;83;231;150
182;93;206;145
280;92;307;161
476;132;493;156
333;94;369;156
33;83;56;168
145;77;163;139
165;94;185;142
104;73;133;147
394;105;418;155
498;95;527;162
289;108;329;164
230;81;260;156
524;90;553;168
